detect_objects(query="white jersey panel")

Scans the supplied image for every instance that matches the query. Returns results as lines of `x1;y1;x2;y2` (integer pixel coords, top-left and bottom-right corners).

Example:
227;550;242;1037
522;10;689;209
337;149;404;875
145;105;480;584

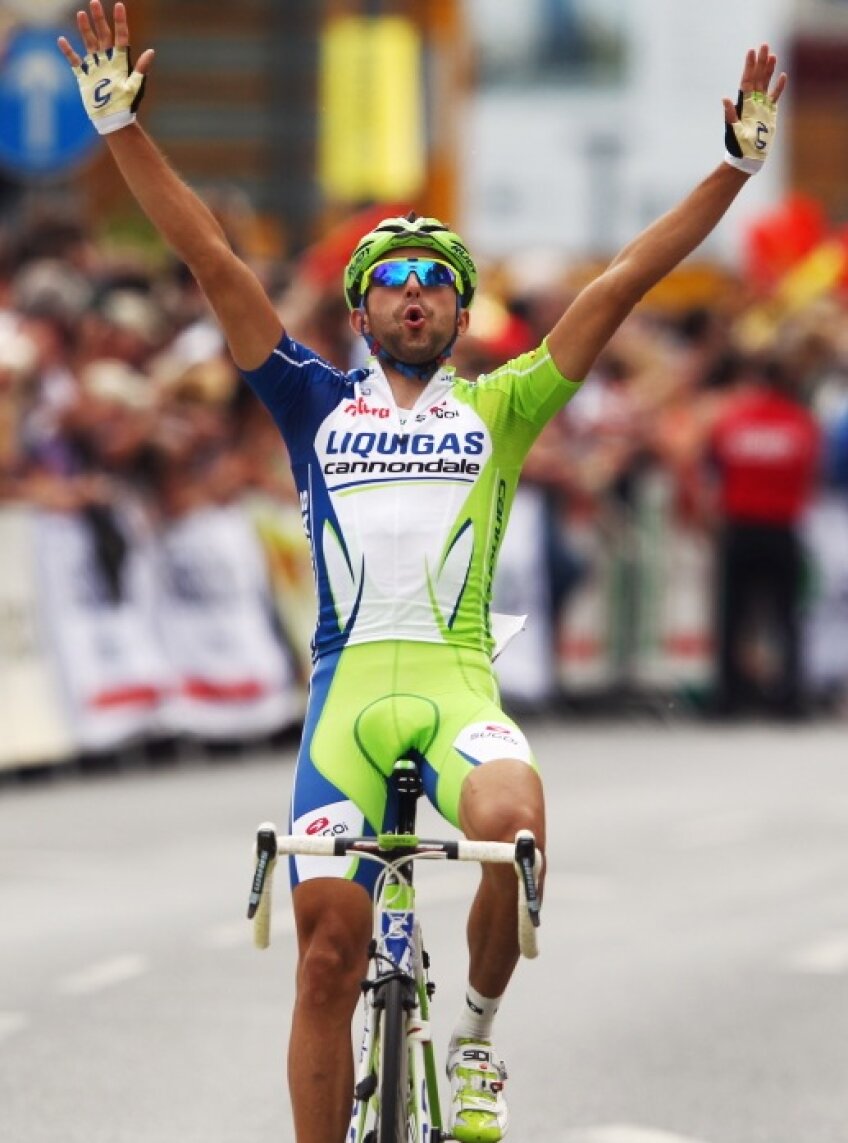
313;368;493;646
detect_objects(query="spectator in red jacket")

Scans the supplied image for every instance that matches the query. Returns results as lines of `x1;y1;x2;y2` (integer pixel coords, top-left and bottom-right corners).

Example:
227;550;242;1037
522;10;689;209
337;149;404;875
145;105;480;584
709;355;821;718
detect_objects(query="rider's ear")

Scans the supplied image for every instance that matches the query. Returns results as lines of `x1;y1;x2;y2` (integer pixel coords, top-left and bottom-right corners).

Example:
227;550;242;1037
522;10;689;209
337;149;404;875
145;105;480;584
457;309;470;336
350;309;368;336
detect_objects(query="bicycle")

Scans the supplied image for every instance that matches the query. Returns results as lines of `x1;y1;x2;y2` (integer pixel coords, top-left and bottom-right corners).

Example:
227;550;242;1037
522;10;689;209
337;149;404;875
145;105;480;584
247;757;543;1143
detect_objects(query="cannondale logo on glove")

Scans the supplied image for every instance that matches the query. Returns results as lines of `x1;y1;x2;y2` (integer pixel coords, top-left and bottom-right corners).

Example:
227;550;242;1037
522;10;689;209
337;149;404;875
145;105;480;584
93;78;112;108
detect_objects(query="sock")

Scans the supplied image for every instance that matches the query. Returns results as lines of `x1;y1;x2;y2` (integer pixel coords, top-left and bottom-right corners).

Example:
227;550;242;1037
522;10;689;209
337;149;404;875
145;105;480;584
453;984;503;1042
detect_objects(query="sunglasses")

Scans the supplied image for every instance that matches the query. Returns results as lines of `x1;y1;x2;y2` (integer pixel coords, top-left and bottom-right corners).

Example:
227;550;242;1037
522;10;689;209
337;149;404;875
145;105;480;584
361;257;460;294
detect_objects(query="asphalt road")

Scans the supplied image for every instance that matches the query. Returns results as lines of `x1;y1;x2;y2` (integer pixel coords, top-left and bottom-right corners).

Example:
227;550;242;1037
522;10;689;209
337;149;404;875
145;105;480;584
1;718;847;1143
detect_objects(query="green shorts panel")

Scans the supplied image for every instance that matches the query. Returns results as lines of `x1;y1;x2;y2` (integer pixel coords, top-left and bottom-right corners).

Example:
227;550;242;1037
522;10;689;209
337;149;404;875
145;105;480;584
307;641;537;832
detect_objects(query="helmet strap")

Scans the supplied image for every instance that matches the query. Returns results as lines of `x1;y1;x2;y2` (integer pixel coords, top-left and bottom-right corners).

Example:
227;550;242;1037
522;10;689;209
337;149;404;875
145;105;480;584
359;300;461;381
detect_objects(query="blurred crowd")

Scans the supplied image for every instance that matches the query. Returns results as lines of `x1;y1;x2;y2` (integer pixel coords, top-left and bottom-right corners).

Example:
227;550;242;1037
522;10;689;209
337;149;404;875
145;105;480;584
0;196;293;527
3;193;848;728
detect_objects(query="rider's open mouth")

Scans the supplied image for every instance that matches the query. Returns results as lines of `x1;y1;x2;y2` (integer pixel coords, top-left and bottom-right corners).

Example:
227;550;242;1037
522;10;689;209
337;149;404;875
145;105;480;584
403;305;425;328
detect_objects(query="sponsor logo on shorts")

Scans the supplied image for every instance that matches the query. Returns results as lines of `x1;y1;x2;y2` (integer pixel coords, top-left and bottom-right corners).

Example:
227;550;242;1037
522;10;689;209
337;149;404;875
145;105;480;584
295;801;359;841
453;721;532;765
291;799;365;885
307;817;351;837
471;724;520;744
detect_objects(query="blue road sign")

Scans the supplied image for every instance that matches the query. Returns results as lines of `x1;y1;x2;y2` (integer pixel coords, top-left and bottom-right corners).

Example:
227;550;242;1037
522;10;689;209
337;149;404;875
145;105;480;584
0;25;98;178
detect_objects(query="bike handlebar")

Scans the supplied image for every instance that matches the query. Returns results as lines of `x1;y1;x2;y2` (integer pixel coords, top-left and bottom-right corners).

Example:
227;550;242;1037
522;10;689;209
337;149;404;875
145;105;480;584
248;825;543;958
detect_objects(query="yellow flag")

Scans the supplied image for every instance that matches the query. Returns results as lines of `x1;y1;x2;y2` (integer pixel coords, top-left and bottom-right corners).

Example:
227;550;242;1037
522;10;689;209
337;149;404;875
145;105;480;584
737;239;847;350
319;17;425;202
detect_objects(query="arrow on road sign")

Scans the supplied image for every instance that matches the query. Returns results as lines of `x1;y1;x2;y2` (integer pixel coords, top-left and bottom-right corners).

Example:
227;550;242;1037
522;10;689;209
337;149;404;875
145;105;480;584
9;49;67;157
0;25;98;178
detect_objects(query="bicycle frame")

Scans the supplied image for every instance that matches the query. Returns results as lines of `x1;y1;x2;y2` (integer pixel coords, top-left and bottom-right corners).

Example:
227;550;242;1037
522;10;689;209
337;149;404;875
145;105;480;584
248;758;541;1143
350;850;441;1143
348;760;443;1143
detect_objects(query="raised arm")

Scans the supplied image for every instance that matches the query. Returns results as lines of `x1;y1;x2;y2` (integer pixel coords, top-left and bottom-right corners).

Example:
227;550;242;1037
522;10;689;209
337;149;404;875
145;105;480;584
546;44;786;383
58;1;283;370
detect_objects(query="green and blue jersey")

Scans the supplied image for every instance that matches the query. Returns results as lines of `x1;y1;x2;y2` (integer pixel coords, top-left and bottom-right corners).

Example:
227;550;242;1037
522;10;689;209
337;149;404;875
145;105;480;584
242;335;581;661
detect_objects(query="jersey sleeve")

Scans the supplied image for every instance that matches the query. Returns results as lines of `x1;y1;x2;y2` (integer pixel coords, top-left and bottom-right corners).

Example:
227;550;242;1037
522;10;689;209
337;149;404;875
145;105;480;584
463;338;582;464
239;334;342;416
239;334;353;449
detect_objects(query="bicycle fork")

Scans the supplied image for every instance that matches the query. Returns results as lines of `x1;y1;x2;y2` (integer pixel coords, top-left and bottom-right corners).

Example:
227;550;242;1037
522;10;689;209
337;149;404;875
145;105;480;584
349;890;444;1143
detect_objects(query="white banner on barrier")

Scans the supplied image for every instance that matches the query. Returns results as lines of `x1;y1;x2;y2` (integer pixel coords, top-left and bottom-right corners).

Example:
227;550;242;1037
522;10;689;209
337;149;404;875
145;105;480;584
34;505;174;753
634;471;713;689
559;513;615;692
0;506;74;769
802;494;848;692
156;503;303;739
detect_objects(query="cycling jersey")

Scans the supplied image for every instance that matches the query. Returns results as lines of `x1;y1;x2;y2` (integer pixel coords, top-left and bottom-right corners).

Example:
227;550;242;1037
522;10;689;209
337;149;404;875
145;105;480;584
241;335;581;660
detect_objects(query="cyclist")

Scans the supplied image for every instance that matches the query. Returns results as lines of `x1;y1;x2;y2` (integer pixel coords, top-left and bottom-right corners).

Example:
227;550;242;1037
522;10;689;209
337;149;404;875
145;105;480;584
58;6;784;1142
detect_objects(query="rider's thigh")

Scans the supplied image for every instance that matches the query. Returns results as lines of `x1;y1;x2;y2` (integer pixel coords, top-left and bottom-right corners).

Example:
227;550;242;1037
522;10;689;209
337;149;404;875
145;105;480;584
292;878;372;1009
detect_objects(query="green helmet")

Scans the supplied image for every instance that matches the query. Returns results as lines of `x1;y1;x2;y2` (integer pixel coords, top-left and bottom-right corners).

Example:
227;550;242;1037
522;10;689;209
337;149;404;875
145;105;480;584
343;211;478;310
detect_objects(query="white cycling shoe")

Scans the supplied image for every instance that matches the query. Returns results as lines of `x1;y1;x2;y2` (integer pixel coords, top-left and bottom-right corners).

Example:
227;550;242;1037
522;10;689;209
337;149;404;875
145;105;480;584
446;1036;508;1143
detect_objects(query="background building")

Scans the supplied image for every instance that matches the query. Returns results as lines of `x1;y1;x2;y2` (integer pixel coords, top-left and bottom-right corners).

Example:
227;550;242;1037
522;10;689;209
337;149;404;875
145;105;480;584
0;1;842;259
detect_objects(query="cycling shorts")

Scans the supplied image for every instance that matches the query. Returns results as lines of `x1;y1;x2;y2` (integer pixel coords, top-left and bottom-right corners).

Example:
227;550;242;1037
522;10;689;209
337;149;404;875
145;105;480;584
288;641;537;896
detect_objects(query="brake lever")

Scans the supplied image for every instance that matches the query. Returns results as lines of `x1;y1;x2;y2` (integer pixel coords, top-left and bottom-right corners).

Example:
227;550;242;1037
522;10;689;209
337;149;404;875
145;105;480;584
514;831;541;928
247;824;278;920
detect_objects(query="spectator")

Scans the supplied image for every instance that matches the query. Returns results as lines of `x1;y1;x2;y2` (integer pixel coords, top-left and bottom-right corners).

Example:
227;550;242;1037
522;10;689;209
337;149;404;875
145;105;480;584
708;355;821;719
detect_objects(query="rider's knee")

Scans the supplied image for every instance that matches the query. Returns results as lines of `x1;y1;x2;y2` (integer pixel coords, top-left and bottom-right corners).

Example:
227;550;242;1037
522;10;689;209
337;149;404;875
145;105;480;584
460;761;544;844
476;796;542;844
296;923;367;1012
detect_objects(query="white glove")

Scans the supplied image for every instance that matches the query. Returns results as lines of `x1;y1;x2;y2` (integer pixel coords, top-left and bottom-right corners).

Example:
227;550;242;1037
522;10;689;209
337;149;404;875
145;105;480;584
72;45;146;135
724;89;778;175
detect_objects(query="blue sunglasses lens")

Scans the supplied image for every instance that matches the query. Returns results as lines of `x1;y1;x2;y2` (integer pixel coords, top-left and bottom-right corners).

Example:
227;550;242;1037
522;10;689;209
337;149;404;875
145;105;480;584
367;259;458;290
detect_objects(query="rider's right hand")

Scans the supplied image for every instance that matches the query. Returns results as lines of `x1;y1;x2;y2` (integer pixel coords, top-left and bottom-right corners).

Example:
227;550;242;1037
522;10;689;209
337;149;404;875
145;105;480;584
57;1;154;135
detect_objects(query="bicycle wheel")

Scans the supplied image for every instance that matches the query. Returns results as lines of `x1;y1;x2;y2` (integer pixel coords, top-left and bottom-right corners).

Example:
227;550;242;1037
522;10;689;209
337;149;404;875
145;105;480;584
377;977;411;1143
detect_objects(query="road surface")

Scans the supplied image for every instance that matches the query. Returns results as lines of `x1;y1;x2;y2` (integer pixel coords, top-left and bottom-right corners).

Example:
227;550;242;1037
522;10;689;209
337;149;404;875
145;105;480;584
1;718;847;1143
